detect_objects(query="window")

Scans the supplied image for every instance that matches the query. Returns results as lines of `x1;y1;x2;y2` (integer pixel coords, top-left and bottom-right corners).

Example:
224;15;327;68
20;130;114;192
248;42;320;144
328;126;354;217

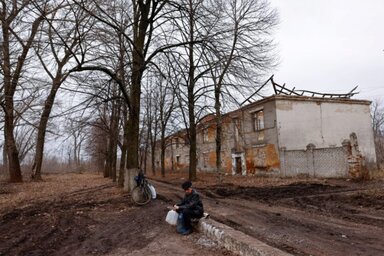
253;110;264;131
176;155;180;165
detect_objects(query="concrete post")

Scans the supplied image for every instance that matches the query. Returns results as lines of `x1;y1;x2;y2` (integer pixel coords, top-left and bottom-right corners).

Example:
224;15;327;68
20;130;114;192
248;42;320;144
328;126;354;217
280;147;286;177
306;143;316;177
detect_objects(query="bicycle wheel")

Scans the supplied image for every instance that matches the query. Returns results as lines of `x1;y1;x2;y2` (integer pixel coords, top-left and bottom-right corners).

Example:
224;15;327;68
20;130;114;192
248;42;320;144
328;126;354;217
131;185;151;205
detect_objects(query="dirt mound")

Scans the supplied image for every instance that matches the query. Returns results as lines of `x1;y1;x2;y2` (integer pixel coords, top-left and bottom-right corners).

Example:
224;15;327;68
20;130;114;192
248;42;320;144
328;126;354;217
205;182;344;201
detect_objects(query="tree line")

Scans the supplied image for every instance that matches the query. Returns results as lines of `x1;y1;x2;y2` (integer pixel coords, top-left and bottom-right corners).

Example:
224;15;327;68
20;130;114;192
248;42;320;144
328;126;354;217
1;0;279;185
372;100;384;169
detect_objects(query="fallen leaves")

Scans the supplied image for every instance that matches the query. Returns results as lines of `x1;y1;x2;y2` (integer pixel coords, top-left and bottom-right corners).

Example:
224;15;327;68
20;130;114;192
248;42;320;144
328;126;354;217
0;172;111;214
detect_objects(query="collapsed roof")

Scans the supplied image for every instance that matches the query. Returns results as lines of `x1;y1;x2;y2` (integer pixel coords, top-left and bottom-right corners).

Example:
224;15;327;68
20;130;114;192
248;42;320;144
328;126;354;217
241;75;359;106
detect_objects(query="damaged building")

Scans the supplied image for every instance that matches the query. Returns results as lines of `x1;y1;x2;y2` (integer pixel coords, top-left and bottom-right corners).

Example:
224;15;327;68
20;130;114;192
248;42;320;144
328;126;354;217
153;77;377;178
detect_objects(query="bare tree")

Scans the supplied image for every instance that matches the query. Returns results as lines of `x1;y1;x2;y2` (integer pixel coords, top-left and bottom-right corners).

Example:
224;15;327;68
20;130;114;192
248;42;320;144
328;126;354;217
140;82;155;175
140;66;176;178
118;104;128;186
372;99;384;168
106;84;121;181
14;125;35;164
157;69;177;178
168;0;218;181
84;116;109;173
77;78;121;178
72;0;197;189
140;78;160;176
206;0;278;181
65;117;89;170
12;83;43;167
0;0;49;182
31;2;92;180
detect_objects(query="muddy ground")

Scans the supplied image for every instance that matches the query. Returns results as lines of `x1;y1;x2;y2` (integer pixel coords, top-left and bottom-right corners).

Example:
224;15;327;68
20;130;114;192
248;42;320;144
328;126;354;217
1;172;383;256
151;173;384;256
0;173;233;256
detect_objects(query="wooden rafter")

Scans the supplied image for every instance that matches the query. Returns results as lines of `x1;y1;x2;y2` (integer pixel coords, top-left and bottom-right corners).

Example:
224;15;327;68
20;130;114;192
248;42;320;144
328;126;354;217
241;76;359;106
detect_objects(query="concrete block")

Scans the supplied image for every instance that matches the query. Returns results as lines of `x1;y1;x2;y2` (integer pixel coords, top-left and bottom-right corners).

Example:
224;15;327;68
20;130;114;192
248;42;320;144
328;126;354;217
198;218;292;256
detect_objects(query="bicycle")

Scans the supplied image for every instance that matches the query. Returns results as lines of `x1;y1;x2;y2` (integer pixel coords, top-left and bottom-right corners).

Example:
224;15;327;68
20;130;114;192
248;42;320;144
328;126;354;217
131;175;152;205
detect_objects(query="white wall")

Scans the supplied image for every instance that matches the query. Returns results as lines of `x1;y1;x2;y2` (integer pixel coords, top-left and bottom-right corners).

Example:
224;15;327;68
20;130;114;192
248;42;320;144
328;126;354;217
275;98;376;163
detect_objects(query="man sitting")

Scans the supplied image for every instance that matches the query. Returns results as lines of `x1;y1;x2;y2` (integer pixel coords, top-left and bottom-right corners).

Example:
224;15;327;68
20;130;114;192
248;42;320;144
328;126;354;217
173;181;204;235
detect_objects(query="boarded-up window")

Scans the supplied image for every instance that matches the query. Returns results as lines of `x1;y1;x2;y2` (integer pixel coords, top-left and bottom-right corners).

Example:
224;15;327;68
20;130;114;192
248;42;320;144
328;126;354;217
253;110;264;131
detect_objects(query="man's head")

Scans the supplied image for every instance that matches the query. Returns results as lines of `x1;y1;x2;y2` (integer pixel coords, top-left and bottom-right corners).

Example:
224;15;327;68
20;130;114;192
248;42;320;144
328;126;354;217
182;181;193;194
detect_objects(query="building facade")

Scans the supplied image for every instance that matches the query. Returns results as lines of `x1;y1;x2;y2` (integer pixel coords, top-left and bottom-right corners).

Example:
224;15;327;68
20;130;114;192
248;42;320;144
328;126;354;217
153;95;377;178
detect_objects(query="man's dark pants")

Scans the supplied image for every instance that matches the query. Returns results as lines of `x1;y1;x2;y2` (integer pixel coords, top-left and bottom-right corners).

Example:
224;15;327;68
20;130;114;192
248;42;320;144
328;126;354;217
178;208;203;230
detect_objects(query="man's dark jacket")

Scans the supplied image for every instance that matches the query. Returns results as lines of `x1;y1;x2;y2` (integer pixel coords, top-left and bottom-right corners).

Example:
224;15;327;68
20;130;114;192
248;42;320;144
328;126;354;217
177;189;204;215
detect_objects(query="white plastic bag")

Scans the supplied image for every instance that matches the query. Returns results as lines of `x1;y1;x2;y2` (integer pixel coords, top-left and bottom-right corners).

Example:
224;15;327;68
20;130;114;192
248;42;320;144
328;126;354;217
148;184;156;199
165;210;178;225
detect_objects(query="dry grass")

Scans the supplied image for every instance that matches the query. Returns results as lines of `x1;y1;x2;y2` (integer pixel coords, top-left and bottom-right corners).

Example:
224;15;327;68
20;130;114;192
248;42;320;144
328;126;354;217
370;167;384;179
0;172;112;214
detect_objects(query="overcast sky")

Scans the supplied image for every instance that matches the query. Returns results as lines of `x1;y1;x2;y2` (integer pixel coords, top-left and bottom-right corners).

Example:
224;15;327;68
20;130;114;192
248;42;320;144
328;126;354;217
267;0;384;101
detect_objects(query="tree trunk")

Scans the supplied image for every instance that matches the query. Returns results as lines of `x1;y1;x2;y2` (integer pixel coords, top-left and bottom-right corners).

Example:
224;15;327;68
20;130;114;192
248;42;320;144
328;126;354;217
126;84;140;169
4;103;22;182
188;0;197;181
111;97;120;182
125;59;142;191
31;78;61;181
124;168;138;192
188;114;197;181
151;140;157;176
213;18;238;183
1;4;44;182
73;136;78;168
215;86;223;183
117;30;127;186
118;139;127;186
160;130;166;178
143;117;152;175
77;141;82;167
143;141;148;174
2;140;8;174
150;119;158;176
2;21;22;182
118;106;128;187
125;0;152;189
104;135;111;178
105;97;119;180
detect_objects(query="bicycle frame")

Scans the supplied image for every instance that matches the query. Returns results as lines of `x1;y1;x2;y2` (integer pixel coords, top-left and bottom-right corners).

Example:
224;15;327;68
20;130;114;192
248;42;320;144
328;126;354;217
131;178;152;205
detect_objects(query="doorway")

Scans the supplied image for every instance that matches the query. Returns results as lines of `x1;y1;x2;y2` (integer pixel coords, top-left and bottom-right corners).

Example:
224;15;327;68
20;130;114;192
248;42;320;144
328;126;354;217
232;153;246;175
235;157;242;174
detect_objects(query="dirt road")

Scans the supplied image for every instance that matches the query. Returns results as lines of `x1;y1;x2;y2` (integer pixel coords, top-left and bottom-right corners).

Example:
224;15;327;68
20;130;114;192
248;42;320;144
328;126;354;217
1;173;383;256
0;174;233;256
152;177;384;256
